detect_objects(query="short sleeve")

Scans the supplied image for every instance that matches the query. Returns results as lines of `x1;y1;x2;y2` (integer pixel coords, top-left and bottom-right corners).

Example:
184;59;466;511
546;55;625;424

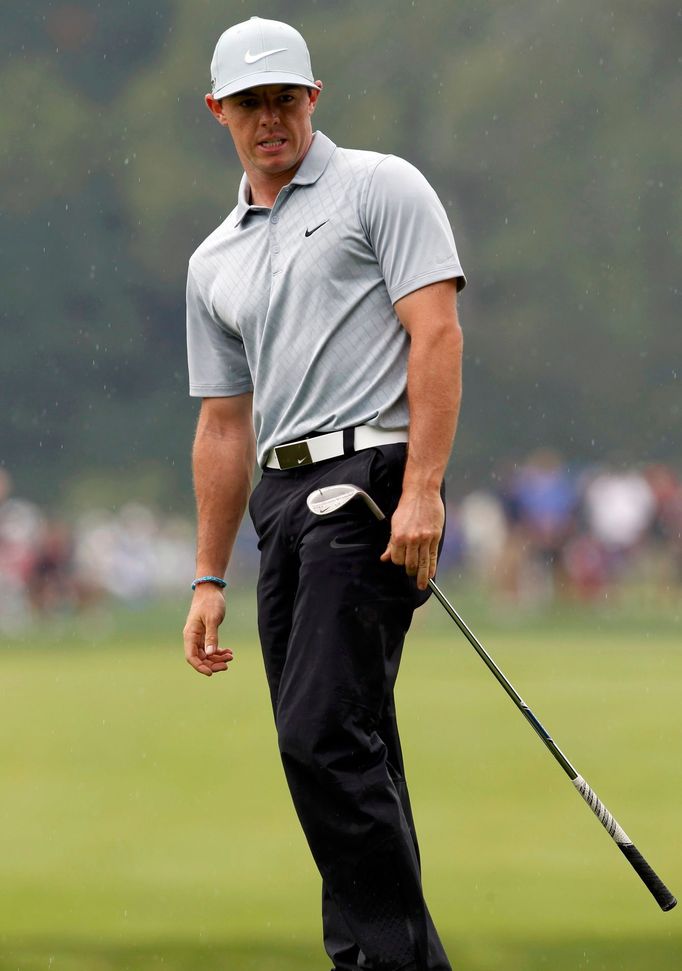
362;155;466;304
186;263;254;397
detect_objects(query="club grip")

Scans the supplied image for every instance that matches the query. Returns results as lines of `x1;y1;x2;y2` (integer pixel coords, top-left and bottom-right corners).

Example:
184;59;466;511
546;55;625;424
618;842;677;911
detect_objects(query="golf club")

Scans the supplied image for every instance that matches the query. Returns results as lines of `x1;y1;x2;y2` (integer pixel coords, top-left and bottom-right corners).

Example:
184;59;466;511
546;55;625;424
306;482;677;912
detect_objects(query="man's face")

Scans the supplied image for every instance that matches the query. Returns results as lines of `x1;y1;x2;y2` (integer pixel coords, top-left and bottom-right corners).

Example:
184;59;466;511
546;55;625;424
206;83;321;181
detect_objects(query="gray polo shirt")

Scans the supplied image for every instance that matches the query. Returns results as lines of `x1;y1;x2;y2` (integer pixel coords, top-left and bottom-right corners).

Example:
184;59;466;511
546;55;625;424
187;131;465;467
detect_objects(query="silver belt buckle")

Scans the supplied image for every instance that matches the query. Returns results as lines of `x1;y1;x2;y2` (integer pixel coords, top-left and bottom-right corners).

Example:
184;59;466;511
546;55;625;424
274;440;313;469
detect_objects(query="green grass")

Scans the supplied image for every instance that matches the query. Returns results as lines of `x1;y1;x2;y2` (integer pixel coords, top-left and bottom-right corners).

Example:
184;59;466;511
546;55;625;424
0;591;680;970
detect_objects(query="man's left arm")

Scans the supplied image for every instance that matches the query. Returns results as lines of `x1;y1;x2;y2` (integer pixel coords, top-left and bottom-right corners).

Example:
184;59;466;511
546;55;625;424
380;278;463;590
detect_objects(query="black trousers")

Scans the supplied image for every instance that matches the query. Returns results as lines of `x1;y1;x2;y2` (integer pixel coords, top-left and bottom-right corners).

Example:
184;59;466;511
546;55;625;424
249;444;452;971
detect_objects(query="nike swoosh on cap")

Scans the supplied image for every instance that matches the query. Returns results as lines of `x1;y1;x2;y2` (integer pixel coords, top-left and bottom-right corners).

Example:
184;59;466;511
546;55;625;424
244;48;287;64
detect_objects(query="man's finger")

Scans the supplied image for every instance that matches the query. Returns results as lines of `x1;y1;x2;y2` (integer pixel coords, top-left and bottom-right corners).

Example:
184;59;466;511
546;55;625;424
183;626;203;663
199;646;234;668
416;543;432;590
404;540;420;576
186;653;213;676
380;540;408;566
206;661;228;674
204;626;220;656
188;648;233;676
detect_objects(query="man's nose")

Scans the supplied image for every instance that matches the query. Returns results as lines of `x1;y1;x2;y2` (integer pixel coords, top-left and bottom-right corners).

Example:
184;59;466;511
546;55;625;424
259;100;280;124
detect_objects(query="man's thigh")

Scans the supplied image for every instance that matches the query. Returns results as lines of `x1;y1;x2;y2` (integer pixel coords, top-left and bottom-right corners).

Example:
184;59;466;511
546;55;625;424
251;445;418;716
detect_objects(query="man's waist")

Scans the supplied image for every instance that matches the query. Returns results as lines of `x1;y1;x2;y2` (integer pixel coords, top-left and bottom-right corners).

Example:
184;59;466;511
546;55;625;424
264;425;408;470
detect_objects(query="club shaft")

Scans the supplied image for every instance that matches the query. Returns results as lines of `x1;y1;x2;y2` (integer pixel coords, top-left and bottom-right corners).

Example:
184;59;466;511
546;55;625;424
428;580;577;777
426;578;677;912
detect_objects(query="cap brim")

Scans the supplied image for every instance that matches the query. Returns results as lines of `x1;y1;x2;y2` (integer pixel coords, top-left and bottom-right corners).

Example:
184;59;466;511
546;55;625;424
213;72;321;99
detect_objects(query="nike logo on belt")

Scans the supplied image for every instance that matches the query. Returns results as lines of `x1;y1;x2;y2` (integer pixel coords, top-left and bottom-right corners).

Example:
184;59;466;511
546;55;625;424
244;48;287;63
305;220;329;237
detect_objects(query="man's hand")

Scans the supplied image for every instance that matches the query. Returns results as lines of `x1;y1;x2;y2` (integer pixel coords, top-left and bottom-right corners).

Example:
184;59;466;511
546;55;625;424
183;585;233;677
380;489;444;591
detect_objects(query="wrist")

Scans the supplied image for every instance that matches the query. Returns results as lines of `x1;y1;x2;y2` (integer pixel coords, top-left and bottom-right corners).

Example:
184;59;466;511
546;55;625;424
401;471;443;495
191;575;227;592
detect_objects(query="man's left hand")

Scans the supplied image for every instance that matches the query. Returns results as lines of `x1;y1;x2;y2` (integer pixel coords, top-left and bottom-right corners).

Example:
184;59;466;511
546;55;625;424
380;490;444;591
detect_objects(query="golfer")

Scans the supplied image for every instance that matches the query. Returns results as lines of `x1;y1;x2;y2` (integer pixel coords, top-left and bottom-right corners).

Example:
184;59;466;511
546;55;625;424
183;17;465;971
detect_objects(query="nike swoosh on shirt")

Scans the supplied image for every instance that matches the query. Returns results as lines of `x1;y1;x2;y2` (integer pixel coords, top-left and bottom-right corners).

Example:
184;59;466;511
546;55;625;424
330;537;372;549
305;220;329;237
244;48;287;63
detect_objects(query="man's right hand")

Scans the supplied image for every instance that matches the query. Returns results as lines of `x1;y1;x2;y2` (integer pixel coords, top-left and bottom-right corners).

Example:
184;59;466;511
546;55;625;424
183;585;233;677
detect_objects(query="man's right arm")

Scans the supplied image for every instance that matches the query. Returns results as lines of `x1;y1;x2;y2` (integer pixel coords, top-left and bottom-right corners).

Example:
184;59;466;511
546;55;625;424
183;393;255;677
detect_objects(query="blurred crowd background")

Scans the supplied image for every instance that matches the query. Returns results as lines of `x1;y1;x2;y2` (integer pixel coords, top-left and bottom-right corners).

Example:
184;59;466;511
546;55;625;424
1;2;678;630
2;451;680;630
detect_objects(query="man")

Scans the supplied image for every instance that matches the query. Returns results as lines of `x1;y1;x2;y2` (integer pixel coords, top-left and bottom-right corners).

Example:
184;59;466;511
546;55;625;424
183;16;465;971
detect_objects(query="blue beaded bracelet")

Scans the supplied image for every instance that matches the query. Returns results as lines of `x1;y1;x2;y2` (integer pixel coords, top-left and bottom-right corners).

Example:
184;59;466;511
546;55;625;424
191;575;227;591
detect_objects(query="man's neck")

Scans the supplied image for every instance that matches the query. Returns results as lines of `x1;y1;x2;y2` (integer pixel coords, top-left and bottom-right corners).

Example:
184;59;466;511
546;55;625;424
248;169;298;209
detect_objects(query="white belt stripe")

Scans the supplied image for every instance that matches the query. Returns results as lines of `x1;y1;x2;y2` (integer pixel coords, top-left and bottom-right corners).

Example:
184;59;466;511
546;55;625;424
265;426;408;469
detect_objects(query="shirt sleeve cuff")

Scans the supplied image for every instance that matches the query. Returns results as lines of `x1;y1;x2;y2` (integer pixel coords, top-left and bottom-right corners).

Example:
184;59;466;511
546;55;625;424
388;265;467;305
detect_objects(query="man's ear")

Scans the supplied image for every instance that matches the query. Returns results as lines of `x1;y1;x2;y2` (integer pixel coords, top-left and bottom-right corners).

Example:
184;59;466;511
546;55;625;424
308;81;323;115
205;94;230;127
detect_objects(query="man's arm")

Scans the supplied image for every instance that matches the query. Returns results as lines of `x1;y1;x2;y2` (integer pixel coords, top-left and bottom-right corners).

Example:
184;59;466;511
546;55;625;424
380;278;463;591
183;393;256;677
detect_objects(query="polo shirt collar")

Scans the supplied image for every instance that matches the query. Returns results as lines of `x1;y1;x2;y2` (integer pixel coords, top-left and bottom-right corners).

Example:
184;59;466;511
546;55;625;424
290;131;336;186
234;131;336;226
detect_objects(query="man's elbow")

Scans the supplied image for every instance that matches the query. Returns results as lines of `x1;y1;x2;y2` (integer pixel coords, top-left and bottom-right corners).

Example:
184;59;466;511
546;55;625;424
431;315;463;356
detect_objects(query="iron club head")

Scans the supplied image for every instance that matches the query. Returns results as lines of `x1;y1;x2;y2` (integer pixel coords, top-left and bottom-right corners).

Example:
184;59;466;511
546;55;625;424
306;483;386;521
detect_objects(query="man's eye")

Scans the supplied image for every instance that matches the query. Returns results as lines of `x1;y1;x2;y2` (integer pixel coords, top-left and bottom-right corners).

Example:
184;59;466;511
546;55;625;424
240;99;258;108
279;95;294;103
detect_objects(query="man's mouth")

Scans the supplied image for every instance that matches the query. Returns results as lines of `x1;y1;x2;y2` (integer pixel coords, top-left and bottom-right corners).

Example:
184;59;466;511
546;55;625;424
258;138;286;150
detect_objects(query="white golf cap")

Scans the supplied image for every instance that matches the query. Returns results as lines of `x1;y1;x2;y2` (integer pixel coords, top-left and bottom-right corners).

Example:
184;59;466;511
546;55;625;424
210;16;321;100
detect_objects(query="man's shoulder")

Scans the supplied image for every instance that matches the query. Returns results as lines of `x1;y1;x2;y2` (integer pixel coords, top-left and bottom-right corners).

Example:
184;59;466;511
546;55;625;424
330;145;428;192
331;144;391;176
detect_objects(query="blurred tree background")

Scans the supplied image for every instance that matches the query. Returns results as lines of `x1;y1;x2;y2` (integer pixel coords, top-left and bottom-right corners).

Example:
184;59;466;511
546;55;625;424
1;0;679;511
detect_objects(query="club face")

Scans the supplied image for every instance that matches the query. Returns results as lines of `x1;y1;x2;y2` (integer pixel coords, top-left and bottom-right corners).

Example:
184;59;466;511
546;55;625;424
306;484;385;520
306;484;362;516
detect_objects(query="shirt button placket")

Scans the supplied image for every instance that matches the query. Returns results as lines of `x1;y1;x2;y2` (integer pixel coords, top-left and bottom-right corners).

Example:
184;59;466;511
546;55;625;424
270;211;280;274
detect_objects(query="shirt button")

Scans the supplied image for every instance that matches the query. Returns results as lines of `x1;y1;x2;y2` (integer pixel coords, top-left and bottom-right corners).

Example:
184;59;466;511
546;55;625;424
271;215;279;224
272;245;280;254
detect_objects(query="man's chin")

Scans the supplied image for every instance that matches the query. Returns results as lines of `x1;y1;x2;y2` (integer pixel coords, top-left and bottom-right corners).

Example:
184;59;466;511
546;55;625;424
255;152;301;176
